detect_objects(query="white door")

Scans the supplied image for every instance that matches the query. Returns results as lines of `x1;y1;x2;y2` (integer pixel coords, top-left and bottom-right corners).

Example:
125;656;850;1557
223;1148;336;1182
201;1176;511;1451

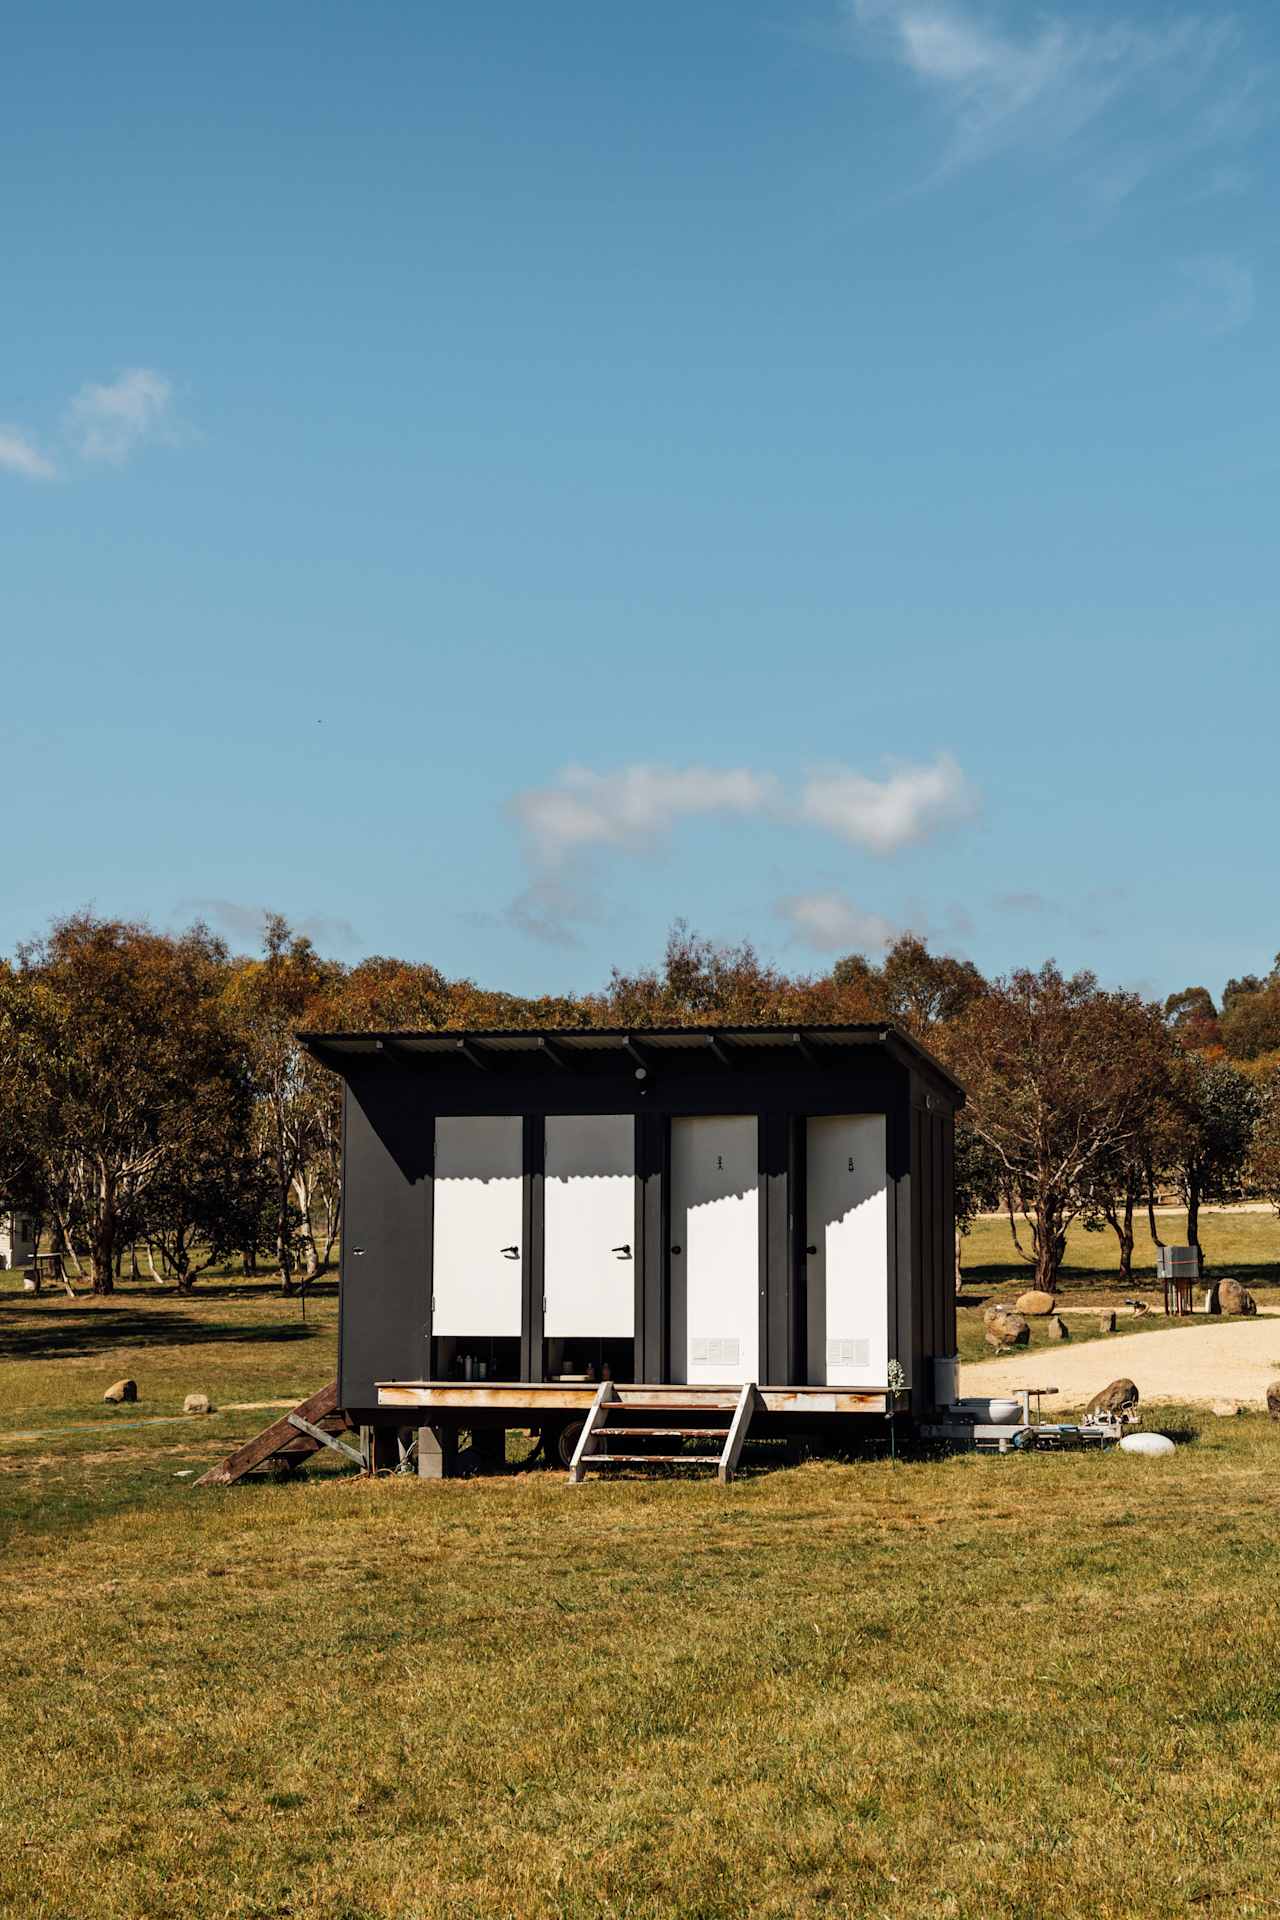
432;1116;524;1336
806;1115;888;1386
544;1114;635;1337
671;1115;759;1385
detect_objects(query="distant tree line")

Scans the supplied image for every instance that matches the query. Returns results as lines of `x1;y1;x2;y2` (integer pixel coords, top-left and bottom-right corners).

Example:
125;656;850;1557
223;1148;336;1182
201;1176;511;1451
2;911;1280;1296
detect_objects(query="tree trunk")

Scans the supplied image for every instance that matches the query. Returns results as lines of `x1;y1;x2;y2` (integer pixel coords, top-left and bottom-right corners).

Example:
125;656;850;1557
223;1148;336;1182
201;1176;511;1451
1187;1174;1202;1249
1033;1195;1067;1293
90;1173;117;1295
955;1228;964;1295
1115;1190;1135;1282
1146;1186;1164;1252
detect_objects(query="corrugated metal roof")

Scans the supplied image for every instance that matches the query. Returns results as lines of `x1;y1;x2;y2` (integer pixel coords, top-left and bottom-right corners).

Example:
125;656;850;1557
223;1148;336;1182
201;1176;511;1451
298;1022;964;1097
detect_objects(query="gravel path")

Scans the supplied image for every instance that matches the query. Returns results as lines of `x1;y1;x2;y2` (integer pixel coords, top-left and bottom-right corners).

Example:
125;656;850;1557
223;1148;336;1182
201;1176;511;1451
962;1312;1280;1409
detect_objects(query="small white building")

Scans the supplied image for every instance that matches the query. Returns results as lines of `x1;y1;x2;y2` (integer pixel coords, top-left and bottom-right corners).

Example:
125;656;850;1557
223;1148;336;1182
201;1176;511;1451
0;1213;36;1270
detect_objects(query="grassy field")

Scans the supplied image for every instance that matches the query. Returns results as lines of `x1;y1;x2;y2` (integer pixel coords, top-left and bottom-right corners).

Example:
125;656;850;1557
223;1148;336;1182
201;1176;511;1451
956;1208;1280;1363
3;1220;1280;1918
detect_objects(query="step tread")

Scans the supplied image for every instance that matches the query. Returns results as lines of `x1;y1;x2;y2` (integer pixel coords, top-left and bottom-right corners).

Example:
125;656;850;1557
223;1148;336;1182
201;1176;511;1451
597;1425;729;1437
584;1453;723;1466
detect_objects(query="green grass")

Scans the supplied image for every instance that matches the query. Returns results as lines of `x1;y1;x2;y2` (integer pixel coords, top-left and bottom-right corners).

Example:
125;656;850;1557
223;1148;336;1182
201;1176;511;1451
4;1226;1280;1917
957;1207;1280;1363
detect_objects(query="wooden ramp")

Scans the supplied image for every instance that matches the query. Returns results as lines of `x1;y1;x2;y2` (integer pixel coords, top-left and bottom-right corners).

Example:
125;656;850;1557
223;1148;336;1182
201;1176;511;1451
196;1381;363;1486
568;1382;764;1484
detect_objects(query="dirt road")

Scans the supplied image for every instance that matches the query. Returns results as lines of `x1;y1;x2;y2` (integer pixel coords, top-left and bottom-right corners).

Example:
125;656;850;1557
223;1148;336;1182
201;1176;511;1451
962;1312;1280;1409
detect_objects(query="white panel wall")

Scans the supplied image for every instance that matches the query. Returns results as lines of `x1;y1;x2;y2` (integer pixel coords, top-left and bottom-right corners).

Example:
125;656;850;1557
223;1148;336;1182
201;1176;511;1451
671;1114;759;1385
806;1115;888;1387
432;1115;524;1337
543;1114;635;1337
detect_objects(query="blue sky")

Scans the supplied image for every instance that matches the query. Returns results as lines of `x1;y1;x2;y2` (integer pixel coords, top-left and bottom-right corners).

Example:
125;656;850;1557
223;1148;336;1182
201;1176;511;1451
4;0;1277;999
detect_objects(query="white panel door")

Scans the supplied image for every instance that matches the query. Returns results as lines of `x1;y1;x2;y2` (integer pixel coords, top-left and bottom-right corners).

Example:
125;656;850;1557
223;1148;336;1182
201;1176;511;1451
807;1115;888;1386
543;1114;635;1338
432;1116;524;1337
671;1115;759;1385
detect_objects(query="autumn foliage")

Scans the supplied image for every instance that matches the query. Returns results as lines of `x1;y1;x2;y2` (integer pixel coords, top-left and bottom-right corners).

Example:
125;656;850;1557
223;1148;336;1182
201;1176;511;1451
0;911;1275;1295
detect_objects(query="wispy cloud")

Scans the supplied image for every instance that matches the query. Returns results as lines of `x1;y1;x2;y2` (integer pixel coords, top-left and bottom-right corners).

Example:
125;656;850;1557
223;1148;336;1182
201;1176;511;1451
1169;252;1255;337
800;754;978;853
513;764;779;867
503;754;976;942
776;890;897;954
179;898;359;952
0;426;57;482
992;889;1049;914
66;368;177;464
846;2;1255;190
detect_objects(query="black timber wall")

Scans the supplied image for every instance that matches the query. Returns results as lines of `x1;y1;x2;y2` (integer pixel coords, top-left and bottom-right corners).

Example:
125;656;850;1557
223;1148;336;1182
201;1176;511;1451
335;1050;957;1414
907;1071;958;1412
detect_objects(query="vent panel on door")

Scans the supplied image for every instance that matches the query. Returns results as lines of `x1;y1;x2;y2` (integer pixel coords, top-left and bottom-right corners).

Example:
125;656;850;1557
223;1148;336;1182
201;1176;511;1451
691;1337;741;1368
826;1337;871;1369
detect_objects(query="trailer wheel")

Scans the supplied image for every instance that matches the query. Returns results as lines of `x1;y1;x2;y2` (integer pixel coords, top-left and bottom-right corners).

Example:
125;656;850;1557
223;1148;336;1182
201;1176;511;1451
556;1420;584;1468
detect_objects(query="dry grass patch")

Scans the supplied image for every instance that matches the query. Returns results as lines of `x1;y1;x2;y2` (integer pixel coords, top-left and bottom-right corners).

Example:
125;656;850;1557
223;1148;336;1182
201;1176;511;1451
3;1423;1280;1919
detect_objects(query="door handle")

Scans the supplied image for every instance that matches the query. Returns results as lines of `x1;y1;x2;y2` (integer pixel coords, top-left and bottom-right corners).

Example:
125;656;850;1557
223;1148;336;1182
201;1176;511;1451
501;1245;519;1259
670;1244;682;1256
806;1245;818;1256
612;1244;631;1258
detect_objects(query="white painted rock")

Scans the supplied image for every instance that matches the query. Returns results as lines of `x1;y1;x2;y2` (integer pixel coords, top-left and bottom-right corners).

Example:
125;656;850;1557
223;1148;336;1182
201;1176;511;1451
1119;1432;1175;1458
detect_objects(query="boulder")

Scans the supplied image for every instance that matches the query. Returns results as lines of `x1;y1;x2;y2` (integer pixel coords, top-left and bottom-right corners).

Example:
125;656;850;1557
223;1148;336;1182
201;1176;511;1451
1048;1314;1070;1341
982;1302;1008;1327
1085;1378;1139;1420
1099;1311;1116;1334
183;1393;214;1416
1218;1278;1257;1317
1015;1290;1057;1317
103;1379;137;1404
1210;1399;1244;1418
984;1308;1030;1351
1266;1381;1280;1422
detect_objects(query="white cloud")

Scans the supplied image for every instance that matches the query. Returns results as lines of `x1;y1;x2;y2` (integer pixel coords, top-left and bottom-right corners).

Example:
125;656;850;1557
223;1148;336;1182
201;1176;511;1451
501;755;978;942
1170;253;1255;337
512;764;781;866
0;426;57;481
847;2;1249;180
777;890;897;954
800;753;977;854
66;367;176;464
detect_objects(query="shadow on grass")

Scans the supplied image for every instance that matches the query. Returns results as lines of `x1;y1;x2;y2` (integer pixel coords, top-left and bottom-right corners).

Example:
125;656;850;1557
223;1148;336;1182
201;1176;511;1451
0;1306;326;1364
960;1261;1280;1293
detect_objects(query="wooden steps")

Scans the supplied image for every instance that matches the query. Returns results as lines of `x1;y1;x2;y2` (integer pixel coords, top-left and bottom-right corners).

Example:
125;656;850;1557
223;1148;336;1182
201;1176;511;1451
567;1382;764;1484
196;1381;363;1486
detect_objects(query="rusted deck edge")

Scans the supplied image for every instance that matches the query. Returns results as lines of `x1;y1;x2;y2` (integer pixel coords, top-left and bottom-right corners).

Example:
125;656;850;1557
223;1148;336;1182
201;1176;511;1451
377;1382;894;1415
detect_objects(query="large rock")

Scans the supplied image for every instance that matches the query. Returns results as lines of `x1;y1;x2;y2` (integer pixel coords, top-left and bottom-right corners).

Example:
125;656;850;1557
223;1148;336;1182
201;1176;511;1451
984;1308;1030;1351
1218;1278;1257;1317
1085;1378;1139;1420
103;1378;137;1404
1048;1314;1070;1341
1210;1399;1244;1418
183;1392;214;1416
1015;1290;1057;1317
1099;1311;1116;1334
1266;1381;1280;1421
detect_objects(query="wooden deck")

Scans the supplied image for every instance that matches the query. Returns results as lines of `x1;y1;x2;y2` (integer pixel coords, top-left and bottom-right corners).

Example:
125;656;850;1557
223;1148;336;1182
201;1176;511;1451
377;1381;895;1416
